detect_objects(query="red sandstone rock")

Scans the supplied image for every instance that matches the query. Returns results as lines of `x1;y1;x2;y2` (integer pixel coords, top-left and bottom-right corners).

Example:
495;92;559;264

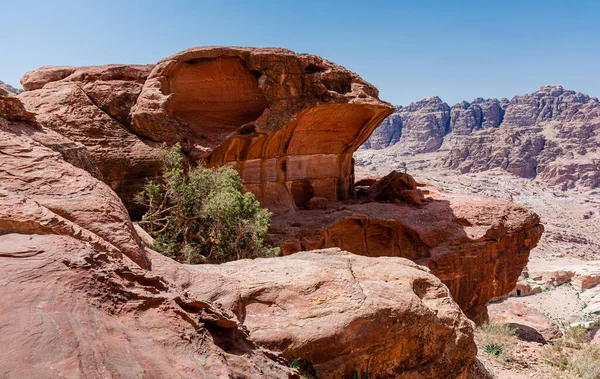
19;67;163;217
20;48;394;215
151;248;491;378
268;188;544;324
0;96;149;269
367;170;419;203
130;47;394;213
0;95;297;378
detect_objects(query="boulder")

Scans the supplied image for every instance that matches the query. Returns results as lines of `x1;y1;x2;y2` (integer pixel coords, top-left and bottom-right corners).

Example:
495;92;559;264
153;248;489;378
366;170;424;205
488;301;562;343
268;188;544;324
305;196;328;210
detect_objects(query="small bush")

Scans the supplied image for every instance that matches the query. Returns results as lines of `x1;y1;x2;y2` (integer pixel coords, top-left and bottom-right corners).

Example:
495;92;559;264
541;325;600;379
290;358;316;379
139;144;279;263
565;325;590;348
570;345;600;379
475;322;518;363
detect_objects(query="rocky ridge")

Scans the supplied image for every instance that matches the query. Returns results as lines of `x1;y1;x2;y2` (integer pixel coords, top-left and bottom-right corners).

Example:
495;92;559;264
362;85;600;190
0;80;22;95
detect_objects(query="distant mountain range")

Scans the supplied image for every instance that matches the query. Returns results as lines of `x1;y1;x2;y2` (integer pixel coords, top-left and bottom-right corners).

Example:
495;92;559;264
361;85;600;189
0;80;23;95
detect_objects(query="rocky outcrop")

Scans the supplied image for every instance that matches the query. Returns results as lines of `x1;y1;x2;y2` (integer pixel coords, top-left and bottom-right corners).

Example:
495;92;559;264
488;301;561;344
0;93;496;378
0;91;299;378
362;85;600;189
364;96;450;153
19;64;162;217
20;47;394;215
0;92;149;269
153;248;487;379
268;187;544;324
131;47;394;213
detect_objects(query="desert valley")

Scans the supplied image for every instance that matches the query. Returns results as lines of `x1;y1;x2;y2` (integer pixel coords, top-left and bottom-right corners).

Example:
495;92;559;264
2;44;599;378
2;1;600;376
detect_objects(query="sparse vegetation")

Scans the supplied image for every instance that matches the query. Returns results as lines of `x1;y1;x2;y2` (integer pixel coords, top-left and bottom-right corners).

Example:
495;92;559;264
475;322;518;363
290;358;317;379
541;325;600;379
139;144;280;263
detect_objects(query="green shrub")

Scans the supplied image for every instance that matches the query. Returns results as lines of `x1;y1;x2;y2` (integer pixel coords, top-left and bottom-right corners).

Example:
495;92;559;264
475;322;518;363
139;144;279;263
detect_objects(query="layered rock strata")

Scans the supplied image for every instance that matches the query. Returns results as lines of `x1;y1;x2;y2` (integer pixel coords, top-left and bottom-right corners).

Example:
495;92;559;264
363;85;600;189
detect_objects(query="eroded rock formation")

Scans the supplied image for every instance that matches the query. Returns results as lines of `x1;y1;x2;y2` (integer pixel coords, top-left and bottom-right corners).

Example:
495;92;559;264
268;186;544;324
20;47;394;215
0;90;299;378
152;248;486;379
0;92;495;378
362;85;600;189
19;64;163;217
17;46;545;326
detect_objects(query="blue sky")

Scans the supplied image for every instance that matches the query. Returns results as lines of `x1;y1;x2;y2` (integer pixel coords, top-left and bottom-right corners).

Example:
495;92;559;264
2;0;599;105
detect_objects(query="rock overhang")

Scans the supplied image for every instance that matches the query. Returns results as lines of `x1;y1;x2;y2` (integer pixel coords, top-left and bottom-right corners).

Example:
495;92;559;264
130;46;395;213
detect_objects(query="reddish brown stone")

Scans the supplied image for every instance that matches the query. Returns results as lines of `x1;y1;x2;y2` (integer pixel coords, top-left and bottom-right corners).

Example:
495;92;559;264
268;188;544;324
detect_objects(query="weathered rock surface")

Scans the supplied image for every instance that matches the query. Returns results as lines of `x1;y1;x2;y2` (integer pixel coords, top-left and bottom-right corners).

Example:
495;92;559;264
19;64;163;217
365;170;424;205
0;93;500;379
151;248;487;379
362;85;600;189
0;94;298;378
0;94;149;269
268;188;544;324
20;47;394;216
131;47;394;213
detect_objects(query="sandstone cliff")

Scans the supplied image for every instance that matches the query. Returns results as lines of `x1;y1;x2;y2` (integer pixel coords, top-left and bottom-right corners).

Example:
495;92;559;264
16;47;543;330
363;85;600;189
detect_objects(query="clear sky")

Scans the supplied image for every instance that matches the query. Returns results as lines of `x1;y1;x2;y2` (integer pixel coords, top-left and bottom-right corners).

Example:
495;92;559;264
2;0;599;105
